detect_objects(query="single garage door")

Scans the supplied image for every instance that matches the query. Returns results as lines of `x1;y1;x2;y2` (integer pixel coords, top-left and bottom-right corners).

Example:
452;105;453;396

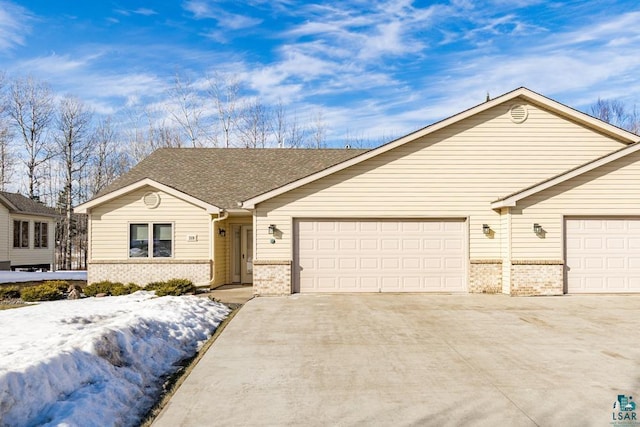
566;218;640;293
294;219;467;293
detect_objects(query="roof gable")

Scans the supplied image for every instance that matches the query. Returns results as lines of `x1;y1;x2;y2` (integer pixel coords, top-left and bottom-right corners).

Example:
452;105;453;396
75;178;222;214
241;87;640;208
491;141;640;209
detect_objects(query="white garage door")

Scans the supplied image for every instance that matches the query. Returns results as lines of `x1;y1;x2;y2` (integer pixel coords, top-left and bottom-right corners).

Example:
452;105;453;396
294;219;467;293
566;218;640;293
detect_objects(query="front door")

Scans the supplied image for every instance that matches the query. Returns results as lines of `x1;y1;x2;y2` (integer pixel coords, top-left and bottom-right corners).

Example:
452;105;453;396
240;225;253;284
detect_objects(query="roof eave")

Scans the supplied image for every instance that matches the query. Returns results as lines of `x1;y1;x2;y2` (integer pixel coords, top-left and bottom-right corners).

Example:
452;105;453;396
0;194;19;211
75;178;221;214
491;141;640;208
517;90;640;144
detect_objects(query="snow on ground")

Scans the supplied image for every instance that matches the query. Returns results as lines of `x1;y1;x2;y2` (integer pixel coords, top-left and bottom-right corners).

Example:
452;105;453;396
0;292;230;426
0;270;87;284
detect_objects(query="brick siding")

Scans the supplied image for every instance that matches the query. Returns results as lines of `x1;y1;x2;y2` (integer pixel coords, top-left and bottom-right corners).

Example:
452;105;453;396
89;260;212;286
469;260;502;293
510;260;564;296
253;260;291;296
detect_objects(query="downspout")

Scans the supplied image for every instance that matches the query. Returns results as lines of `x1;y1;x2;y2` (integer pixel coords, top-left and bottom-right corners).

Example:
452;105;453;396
210;210;229;285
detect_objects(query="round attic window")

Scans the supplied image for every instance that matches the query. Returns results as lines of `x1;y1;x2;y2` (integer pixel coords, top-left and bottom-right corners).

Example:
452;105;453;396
143;192;160;209
509;104;528;123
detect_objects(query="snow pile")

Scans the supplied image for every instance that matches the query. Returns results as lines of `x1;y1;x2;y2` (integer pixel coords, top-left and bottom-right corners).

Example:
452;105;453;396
0;292;230;426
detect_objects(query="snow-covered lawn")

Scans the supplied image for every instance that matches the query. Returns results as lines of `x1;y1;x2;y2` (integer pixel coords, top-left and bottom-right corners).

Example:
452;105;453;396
0;270;87;284
0;292;230;426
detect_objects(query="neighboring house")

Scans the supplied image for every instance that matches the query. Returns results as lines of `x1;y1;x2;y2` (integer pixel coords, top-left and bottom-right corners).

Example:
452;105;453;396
76;87;640;296
0;192;58;271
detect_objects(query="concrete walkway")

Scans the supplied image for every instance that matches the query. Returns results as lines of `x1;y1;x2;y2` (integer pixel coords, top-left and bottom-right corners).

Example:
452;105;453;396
202;284;254;305
153;294;640;426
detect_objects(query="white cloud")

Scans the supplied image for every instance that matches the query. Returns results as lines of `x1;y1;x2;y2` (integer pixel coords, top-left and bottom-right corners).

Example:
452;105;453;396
183;0;261;29
0;1;33;52
132;8;158;16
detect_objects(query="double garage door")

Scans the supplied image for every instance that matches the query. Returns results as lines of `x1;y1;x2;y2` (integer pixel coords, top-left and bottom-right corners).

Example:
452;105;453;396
294;219;467;293
566;218;640;293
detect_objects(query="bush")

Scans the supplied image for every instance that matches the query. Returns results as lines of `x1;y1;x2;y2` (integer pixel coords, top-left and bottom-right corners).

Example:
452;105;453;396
145;278;195;297
113;283;141;296
0;286;20;299
43;280;70;292
84;281;141;297
20;283;66;302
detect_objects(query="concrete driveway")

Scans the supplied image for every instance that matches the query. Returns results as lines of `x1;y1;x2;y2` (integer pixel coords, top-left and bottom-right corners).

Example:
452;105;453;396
153;294;640;426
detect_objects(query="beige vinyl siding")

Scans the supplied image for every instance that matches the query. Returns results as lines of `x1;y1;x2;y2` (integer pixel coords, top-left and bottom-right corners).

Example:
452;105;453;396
0;204;9;261
512;149;640;259
9;215;55;266
90;186;210;260
256;99;625;260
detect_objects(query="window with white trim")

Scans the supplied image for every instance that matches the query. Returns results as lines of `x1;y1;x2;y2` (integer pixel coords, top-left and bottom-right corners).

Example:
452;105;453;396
34;221;48;248
13;220;29;248
129;223;173;258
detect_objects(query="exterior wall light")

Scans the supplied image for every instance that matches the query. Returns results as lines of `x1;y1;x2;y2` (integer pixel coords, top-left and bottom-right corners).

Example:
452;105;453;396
482;224;491;235
268;224;277;235
218;227;226;237
533;223;543;234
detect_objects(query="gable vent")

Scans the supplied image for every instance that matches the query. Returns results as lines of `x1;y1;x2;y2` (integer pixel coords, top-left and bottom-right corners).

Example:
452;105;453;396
143;192;160;209
509;104;528;123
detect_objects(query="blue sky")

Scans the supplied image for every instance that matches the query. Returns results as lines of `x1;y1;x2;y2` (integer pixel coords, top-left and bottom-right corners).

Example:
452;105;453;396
2;0;640;146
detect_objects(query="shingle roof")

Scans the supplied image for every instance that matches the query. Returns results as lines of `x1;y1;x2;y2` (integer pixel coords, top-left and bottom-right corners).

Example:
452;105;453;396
97;148;369;209
0;192;58;217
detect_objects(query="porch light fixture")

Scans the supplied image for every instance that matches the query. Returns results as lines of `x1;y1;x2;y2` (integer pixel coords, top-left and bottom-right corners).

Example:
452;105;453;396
218;227;226;237
268;224;277;235
533;223;543;234
482;224;491;235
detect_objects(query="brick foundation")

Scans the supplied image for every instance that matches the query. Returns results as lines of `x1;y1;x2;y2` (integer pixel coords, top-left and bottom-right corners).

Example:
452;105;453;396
510;260;564;296
253;260;291;296
469;260;502;293
88;260;212;286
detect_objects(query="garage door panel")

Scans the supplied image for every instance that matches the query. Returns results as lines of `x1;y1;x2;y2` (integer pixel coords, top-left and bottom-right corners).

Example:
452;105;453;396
296;219;467;293
607;277;626;289
360;258;378;269
338;222;357;232
360;239;378;250
629;238;640;249
402;258;421;269
566;218;640;293
423;239;442;250
403;239;420;250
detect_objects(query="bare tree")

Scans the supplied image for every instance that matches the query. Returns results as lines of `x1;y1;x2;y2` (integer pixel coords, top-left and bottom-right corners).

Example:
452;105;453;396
0;126;14;190
590;98;640;134
274;100;286;148
0;73;14;190
286;112;307;148
207;72;240;148
88;117;130;197
167;72;208;147
311;110;327;148
8;76;55;199
56;95;93;270
591;98;627;128
343;129;372;149
238;100;271;148
123;106;184;163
